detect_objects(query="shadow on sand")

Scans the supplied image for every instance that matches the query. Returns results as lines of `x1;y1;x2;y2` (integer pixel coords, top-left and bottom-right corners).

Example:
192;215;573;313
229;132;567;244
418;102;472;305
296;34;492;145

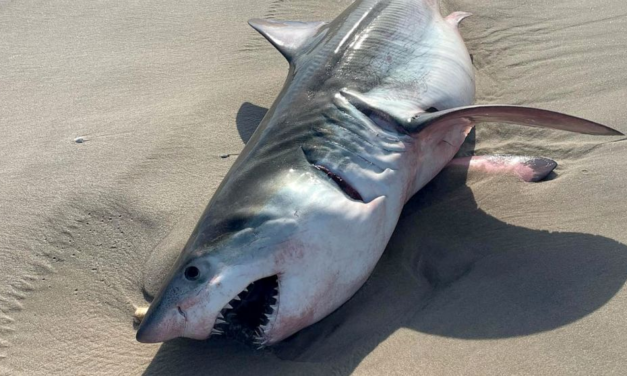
236;102;268;144
142;103;627;375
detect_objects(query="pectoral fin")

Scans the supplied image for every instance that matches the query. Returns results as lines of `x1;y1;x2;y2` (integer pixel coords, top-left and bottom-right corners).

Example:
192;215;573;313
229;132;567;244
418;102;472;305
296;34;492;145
339;89;622;136
409;105;623;136
446;155;557;182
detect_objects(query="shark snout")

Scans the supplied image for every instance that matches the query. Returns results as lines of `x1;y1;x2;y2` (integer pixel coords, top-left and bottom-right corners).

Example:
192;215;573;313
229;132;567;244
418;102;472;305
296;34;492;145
136;303;186;343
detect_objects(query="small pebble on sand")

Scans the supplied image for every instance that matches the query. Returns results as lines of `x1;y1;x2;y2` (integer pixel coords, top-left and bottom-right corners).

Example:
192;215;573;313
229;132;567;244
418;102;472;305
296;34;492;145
134;306;149;324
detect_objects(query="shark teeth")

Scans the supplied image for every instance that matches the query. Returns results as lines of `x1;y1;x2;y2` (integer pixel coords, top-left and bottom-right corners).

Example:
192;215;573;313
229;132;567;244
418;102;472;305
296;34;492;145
211;275;279;347
252;328;268;349
258;323;270;338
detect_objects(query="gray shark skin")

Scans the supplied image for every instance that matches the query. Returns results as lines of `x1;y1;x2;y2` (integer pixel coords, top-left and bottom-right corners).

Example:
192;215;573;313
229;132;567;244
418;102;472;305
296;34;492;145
136;0;622;346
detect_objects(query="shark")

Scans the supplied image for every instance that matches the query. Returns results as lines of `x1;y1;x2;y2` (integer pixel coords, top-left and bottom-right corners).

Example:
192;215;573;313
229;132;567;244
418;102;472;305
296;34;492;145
135;0;622;346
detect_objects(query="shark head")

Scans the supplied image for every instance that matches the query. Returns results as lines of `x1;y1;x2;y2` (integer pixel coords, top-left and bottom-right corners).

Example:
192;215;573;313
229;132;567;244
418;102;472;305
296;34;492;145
135;235;283;345
136;168;392;346
135;205;295;346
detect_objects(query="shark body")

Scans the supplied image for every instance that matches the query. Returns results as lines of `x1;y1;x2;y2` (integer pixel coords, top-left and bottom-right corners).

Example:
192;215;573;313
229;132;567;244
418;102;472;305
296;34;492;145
136;0;621;346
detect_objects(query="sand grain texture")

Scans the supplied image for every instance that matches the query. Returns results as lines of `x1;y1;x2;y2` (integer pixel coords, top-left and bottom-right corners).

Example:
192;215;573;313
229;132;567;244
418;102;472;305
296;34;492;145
1;0;626;375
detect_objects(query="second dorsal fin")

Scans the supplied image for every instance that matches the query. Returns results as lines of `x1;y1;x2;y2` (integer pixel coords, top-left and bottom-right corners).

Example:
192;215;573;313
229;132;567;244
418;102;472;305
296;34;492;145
248;18;327;62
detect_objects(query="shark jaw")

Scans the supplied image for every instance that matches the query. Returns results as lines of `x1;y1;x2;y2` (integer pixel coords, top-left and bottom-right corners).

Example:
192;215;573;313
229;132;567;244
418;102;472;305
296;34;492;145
212;275;280;347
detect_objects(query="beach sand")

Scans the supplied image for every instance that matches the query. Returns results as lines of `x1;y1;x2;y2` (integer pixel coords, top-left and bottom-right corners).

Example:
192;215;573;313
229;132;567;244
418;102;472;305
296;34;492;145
1;0;626;374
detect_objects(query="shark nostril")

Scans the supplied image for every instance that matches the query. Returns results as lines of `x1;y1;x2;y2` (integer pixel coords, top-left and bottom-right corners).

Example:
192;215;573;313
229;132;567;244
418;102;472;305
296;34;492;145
184;266;200;281
177;306;187;321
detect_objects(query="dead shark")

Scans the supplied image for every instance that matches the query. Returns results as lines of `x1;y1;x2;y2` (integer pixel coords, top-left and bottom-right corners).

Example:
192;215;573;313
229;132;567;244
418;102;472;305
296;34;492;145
136;0;622;346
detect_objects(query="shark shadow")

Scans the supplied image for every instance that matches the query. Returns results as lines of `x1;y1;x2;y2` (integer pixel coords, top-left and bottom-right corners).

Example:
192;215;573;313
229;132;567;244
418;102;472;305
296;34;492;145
236;102;268;144
142;103;627;375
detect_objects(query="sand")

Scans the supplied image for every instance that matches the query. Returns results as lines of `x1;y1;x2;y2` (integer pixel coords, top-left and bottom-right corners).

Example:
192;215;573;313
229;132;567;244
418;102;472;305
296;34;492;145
1;0;626;374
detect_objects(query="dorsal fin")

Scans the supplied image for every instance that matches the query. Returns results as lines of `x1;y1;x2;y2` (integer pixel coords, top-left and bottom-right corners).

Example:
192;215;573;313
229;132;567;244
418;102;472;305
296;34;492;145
445;11;472;28
248;18;327;62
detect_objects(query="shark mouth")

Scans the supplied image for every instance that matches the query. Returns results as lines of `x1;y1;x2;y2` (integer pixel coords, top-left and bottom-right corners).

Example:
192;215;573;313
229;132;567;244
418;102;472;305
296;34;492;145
212;275;279;347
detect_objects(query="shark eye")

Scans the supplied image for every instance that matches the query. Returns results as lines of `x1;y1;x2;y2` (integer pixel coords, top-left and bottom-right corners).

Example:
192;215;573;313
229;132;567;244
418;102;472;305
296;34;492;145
425;107;439;113
184;266;200;281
